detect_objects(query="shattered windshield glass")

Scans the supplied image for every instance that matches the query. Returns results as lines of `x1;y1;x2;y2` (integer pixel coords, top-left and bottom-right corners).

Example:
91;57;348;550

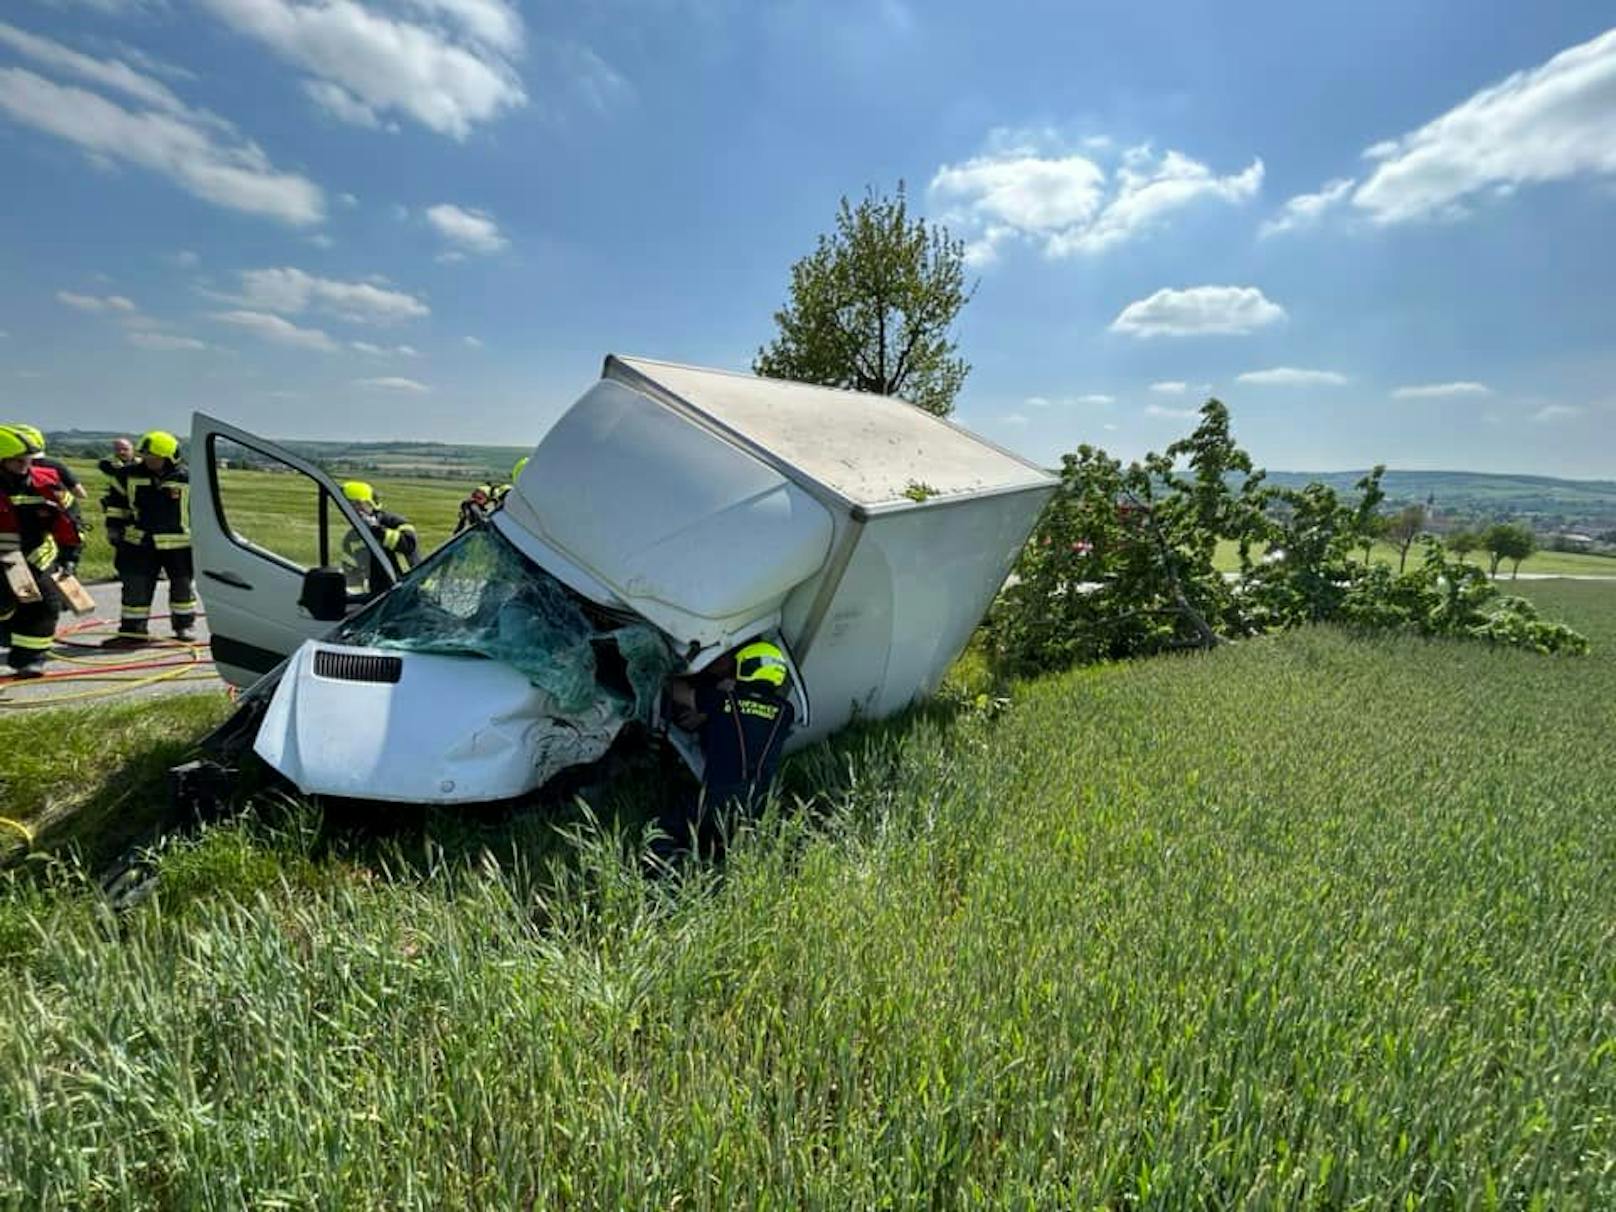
341;528;675;722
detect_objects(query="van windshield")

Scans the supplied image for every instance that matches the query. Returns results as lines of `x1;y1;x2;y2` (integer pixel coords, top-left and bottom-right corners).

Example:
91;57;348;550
340;527;676;722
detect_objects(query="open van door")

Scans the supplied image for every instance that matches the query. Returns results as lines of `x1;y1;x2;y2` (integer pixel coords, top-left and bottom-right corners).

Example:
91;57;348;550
190;413;398;687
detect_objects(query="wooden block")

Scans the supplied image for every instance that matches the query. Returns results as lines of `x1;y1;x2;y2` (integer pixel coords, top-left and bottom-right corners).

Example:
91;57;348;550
2;551;42;604
51;571;97;615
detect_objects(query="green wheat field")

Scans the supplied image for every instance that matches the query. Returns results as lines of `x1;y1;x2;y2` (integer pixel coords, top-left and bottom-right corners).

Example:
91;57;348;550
0;580;1611;1206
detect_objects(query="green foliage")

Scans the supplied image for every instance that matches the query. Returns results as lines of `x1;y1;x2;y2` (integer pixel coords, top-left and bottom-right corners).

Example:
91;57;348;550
1;582;1614;1205
902;479;938;502
1483;521;1538;578
993;403;1587;674
1383;501;1427;571
993;403;1271;671
1444;528;1481;561
755;184;972;416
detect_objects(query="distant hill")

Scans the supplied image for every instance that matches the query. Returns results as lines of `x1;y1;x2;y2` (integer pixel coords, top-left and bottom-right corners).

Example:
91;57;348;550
1262;470;1616;528
43;429;528;483
40;429;1616;528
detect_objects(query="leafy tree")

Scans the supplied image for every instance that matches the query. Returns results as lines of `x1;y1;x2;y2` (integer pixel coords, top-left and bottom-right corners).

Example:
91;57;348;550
1445;529;1480;562
992;408;1587;674
1483;522;1536;578
755;185;972;417
1384;502;1426;572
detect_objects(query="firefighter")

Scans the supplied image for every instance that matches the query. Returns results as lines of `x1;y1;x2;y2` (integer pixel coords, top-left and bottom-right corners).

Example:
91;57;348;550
97;437;138;550
342;481;419;572
4;423;88;575
486;456;527;510
453;483;494;535
0;425;76;677
102;431;196;647
656;640;797;860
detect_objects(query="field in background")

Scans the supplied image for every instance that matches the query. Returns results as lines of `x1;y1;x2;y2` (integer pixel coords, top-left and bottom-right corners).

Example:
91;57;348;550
1212;536;1616;577
61;458;473;583
1;579;1611;1205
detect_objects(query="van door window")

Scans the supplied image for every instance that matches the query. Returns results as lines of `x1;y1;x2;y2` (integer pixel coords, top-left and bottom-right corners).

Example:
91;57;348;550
209;436;386;598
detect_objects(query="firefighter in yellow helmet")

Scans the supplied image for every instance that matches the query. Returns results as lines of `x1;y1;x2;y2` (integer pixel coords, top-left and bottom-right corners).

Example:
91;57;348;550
4;422;88;574
1;424;77;676
102;430;196;648
486;456;528;510
342;480;419;574
656;639;796;860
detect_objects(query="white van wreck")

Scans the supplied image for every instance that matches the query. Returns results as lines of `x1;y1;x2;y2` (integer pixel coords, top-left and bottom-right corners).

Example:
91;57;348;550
191;356;1056;804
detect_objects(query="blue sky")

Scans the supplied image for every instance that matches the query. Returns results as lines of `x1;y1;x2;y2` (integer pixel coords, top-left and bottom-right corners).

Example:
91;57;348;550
2;1;1614;477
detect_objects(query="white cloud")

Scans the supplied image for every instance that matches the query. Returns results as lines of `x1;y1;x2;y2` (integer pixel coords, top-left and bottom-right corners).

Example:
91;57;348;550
1027;393;1112;407
1236;367;1349;386
1391;381;1491;399
128;330;207;350
212;309;339;351
57;290;136;312
1354;27;1616;223
426;202;507;253
1149;381;1190;395
1049;147;1263;256
1144;404;1199;420
0;21;188;113
1111;285;1286;337
931;134;1262;261
462;335;484;349
351;340;420;356
302;78;381;128
1259;177;1355;238
196;0;526;140
339;191;358;208
230;267;429;325
998;412;1029;426
356;375;430;392
399;0;524;55
173;249;201;268
1533;404;1583;423
0;65;324;225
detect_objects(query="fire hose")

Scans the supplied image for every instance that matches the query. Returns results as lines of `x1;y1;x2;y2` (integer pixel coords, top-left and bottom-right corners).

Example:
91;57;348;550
0;613;222;710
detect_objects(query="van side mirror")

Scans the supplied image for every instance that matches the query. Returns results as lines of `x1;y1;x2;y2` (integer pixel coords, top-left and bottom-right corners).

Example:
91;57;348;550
299;566;350;622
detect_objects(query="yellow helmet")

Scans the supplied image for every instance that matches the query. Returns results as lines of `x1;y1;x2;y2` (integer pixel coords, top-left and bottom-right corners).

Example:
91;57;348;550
139;430;180;460
4;423;45;452
0;425;42;460
734;640;788;687
512;455;530;482
342;480;377;505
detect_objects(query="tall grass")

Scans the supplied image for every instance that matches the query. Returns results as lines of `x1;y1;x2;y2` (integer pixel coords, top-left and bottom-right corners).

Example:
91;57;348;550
0;584;1612;1206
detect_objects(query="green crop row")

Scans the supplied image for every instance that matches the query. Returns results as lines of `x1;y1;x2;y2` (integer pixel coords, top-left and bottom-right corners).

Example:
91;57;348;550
0;582;1612;1207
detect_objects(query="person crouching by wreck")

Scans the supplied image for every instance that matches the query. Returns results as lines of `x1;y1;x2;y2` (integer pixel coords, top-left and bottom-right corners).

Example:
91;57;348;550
655;640;795;863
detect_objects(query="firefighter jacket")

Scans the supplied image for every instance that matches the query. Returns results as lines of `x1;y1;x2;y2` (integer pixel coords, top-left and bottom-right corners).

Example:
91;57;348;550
105;460;190;550
97;456;134;542
1;463;78;571
367;509;419;566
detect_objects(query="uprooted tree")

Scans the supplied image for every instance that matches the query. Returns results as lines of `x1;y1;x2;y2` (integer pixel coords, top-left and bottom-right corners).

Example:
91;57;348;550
991;400;1588;673
755;184;973;417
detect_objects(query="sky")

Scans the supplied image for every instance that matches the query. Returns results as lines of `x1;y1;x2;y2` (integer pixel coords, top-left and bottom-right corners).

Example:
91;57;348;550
2;1;1615;478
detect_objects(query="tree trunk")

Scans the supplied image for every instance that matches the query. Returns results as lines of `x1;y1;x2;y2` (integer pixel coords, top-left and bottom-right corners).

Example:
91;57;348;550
1489;552;1502;577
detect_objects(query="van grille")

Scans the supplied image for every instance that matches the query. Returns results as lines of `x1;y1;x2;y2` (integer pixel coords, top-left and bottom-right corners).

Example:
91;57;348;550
313;649;403;684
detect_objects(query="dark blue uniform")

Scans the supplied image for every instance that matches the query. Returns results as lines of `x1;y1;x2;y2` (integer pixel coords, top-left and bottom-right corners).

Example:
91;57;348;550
692;684;795;813
656;683;795;859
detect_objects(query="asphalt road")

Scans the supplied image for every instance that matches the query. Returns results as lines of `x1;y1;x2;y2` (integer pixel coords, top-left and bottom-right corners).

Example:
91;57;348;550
0;580;228;710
